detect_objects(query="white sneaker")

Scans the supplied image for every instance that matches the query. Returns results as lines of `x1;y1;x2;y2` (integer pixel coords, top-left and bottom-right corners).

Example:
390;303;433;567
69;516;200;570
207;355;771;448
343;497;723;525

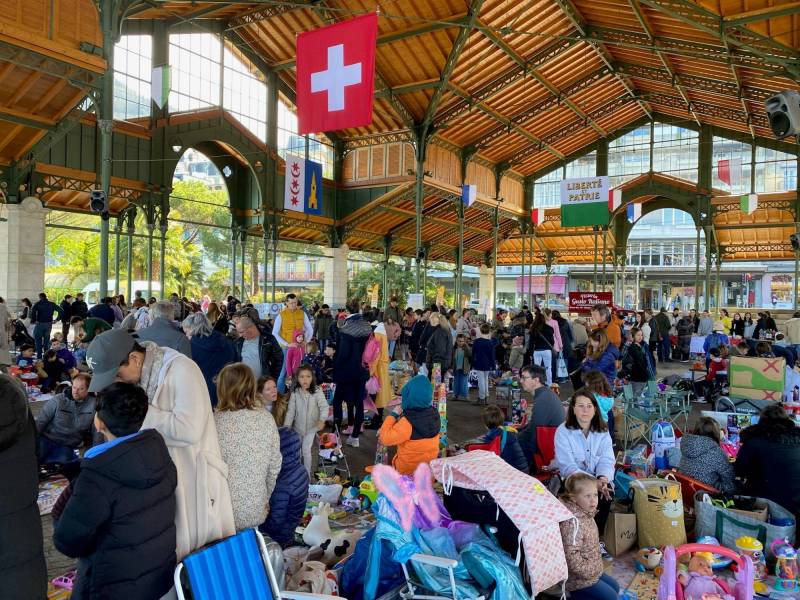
346;436;360;448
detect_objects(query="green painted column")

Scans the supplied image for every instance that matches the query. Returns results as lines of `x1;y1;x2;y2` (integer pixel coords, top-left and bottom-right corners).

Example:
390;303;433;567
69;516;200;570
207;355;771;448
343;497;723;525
114;216;121;295
126;209;135;303
240;233;247;300
593;226;599;292
602;226;607;291
456;201;464;308
231;228;238;298
159;223;167;300
146;220;154;300
492;207;499;313
383;235;391;308
414;132;427;292
97;8;115;299
704;228;713;311
694;222;701;311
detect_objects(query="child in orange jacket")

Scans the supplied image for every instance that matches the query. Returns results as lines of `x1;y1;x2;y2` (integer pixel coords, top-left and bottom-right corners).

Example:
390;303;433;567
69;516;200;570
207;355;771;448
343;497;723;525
378;374;440;475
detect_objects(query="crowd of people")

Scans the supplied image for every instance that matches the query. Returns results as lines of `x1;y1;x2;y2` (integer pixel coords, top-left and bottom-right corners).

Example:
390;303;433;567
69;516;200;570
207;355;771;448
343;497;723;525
1;289;799;600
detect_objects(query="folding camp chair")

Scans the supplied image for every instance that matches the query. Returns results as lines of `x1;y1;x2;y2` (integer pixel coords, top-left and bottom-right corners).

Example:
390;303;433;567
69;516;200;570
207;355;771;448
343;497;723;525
174;528;342;600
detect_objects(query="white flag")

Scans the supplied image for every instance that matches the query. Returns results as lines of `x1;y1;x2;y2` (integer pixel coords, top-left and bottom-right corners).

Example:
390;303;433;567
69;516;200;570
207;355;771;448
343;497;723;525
284;154;306;212
151;65;171;110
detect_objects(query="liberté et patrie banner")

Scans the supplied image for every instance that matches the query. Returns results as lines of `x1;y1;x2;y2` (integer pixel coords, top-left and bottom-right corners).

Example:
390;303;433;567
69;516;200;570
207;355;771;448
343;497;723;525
559;176;609;227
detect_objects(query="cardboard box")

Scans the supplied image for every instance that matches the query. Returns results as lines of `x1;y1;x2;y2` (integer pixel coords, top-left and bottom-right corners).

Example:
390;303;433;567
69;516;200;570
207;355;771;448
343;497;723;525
729;502;768;522
729;356;785;393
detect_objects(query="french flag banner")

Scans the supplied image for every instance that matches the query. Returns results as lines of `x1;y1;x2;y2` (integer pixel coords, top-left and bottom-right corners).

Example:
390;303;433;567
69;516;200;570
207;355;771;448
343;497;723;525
627;202;641;223
531;208;545;226
608;188;622;212
462;184;477;207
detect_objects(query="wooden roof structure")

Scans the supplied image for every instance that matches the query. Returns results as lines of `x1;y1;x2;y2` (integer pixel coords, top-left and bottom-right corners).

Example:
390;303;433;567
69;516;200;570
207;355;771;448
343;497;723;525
4;0;800;264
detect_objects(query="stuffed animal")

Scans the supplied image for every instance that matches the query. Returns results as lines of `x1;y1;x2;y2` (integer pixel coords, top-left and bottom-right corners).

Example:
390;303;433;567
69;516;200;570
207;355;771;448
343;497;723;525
303;502;334;548
678;554;734;600
635;547;663;572
301;501;363;566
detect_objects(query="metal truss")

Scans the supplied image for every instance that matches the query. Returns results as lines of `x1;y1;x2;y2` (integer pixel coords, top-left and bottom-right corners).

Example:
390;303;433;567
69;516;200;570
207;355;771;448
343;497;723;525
585;26;794;77
342;130;414;151
467;66;611;151
722;243;794;257
508;95;637;165
445;85;564;161
342;186;414;236
227;3;302;31
433;37;580;130
714;198;796;216
637;0;800;79
0;43;100;93
646;93;770;129
617;63;771;103
38;173;142;204
551;0;652;119
479;24;606;137
421;0;486;135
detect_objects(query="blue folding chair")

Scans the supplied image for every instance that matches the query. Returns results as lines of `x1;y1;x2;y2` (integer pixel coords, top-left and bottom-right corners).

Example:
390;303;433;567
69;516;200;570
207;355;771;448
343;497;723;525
174;528;343;600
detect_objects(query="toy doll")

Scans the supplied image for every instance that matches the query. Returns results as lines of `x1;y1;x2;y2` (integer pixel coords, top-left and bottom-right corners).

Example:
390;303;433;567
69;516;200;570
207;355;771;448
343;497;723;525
678;553;734;600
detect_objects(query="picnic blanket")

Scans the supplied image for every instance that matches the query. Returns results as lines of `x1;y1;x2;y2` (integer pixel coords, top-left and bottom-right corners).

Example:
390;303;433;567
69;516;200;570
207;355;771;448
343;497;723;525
430;450;574;594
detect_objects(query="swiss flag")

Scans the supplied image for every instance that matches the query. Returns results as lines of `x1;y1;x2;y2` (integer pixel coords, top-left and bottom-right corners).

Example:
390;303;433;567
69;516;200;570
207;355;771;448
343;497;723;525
296;14;378;134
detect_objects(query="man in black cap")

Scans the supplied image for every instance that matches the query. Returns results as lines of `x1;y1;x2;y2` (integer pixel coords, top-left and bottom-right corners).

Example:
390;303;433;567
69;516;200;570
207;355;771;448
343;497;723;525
85;329;234;559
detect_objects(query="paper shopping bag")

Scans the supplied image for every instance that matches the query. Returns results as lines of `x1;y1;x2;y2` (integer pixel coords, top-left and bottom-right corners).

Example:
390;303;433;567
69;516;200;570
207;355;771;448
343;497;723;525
604;508;637;557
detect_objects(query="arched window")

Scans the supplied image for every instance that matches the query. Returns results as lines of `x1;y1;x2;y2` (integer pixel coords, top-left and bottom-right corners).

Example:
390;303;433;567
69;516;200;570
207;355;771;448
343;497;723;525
223;45;267;142
168;33;221;112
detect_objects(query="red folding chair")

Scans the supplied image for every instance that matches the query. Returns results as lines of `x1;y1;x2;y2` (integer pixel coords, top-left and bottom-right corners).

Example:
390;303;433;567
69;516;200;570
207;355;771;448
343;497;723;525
533;426;559;483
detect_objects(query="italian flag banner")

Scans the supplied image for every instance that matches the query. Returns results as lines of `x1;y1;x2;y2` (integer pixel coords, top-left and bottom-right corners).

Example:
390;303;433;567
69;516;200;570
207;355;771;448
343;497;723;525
740;193;758;215
560;176;609;227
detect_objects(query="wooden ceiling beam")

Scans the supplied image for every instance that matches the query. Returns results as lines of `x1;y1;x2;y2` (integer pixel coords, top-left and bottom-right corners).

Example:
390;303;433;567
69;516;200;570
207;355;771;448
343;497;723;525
477;22;606;137
7;70;42;107
421;0;487;135
0;123;23;154
31;79;68;114
0;106;55;129
433;37;581;130
550;0;651;119
724;2;800;26
627;0;698;126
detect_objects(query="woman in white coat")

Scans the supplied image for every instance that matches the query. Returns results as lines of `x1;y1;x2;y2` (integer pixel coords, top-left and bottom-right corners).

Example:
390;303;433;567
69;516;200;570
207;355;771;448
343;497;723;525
85;328;235;560
555;387;615;531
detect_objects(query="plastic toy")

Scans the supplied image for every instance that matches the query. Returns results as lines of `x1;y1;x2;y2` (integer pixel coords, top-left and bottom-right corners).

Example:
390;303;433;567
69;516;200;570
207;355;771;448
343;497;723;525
734;535;768;585
635;547;664;572
658;543;754;600
51;570;76;590
772;538;800;592
695;536;733;569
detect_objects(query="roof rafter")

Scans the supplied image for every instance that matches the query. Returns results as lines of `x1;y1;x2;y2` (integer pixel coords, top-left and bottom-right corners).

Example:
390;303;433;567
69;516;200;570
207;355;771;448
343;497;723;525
446;84;564;160
627;0;699;126
420;0;487;136
466;66;612;151
478;21;607;137
432;37;580;130
645;92;770;129
585;26;793;75
637;0;800;79
616;62;770;103
550;0;651;119
724;2;800;26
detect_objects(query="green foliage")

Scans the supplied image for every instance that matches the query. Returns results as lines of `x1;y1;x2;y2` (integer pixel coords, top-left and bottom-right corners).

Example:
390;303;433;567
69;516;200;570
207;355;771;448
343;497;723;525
348;261;438;307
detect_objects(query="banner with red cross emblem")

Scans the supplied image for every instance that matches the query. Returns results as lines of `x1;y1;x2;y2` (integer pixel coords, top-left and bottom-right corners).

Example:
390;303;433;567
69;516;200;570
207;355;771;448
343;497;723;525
296;13;378;134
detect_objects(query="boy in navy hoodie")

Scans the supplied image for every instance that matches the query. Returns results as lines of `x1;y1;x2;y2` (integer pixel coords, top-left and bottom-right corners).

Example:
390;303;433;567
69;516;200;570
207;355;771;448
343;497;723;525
53;383;177;600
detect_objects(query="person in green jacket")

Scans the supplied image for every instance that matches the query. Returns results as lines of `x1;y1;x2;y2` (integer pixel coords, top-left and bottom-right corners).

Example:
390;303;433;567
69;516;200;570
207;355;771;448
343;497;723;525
71;315;112;344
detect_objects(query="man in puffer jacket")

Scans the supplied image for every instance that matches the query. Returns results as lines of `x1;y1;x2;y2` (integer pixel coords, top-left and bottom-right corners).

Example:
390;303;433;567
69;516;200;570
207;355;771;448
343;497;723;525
261;427;309;547
379;374;440;475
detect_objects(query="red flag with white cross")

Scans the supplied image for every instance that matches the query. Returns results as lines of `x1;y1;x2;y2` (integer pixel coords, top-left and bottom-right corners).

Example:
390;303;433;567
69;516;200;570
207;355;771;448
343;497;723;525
296;13;378;134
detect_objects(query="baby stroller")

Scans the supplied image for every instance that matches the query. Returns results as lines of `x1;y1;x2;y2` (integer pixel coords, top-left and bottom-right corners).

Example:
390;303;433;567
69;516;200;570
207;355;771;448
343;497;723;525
11;318;34;347
317;427;351;479
658;543;754;600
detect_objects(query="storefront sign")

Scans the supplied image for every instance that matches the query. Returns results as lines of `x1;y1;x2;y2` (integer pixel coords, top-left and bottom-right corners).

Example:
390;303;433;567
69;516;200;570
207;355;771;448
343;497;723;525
568;291;613;312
